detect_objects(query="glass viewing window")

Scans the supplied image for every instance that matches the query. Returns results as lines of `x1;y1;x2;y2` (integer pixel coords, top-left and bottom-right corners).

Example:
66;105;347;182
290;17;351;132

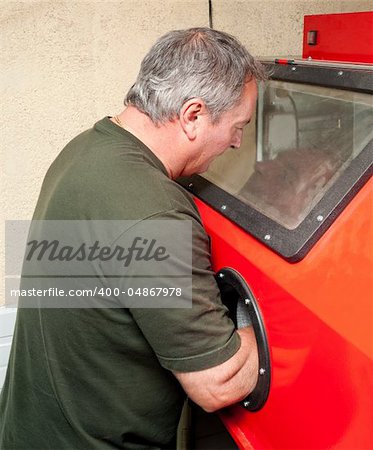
202;80;373;229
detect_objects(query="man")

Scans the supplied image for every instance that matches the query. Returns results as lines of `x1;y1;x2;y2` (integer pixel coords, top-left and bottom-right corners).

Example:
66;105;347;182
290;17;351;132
0;28;266;449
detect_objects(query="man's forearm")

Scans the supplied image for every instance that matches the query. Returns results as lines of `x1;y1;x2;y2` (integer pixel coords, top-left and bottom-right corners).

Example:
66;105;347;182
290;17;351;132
174;326;259;412
211;327;259;408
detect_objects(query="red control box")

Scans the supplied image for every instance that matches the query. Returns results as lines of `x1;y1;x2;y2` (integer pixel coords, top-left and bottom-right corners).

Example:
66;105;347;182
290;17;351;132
303;11;373;63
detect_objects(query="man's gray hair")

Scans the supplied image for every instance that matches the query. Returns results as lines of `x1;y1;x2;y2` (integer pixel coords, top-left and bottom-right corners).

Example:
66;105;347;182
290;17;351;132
125;27;267;124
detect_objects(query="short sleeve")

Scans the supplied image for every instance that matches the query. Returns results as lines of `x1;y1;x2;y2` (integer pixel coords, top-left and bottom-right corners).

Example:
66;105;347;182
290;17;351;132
128;210;241;372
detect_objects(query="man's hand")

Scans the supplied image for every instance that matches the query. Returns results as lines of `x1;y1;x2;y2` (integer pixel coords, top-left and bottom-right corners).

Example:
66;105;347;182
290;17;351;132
173;327;258;412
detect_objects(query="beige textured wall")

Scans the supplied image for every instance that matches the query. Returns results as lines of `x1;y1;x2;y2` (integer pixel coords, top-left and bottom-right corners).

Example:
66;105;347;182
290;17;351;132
213;0;373;56
211;0;372;57
1;0;372;305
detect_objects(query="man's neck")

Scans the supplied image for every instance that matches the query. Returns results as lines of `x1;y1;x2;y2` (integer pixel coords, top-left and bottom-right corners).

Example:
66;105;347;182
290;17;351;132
112;106;187;179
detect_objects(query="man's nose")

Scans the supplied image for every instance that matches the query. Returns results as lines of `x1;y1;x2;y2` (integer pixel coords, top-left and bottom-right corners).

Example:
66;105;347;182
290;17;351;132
230;137;242;149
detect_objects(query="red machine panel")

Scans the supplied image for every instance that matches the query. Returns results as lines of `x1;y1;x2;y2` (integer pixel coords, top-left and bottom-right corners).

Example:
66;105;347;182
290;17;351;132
303;11;373;63
196;177;373;449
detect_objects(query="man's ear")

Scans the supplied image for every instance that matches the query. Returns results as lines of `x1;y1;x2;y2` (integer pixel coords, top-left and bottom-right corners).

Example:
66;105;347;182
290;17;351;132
179;98;207;140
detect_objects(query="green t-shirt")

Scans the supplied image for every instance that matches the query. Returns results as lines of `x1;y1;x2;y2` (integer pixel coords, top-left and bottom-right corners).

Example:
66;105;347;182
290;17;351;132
0;117;240;449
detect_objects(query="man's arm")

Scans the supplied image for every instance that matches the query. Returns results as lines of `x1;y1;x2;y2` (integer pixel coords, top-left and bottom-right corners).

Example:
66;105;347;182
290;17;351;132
173;326;258;412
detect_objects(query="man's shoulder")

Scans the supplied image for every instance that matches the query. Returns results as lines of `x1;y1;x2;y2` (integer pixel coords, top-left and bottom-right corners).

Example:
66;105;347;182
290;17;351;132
154;175;199;215
124;168;202;224
34;117;201;222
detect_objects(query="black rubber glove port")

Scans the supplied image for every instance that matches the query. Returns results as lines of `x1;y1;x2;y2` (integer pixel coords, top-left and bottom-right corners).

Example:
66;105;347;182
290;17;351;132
216;267;271;412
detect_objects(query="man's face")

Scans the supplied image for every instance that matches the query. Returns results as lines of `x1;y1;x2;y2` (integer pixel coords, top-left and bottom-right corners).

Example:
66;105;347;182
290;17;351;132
191;79;258;174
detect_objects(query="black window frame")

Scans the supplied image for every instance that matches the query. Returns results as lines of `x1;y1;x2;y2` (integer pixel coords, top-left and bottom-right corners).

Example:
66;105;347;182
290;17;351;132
177;62;373;262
